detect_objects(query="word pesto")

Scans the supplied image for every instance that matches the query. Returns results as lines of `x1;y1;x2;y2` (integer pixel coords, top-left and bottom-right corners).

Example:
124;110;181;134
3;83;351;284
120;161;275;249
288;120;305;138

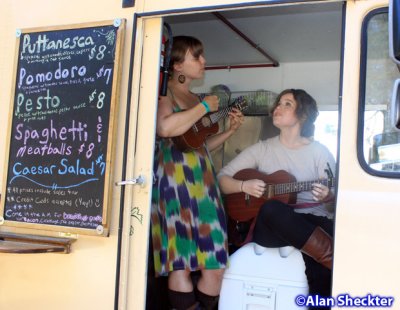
16;89;62;114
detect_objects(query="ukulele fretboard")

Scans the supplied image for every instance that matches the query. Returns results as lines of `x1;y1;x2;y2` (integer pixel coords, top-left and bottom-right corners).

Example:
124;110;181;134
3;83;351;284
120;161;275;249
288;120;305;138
274;179;332;195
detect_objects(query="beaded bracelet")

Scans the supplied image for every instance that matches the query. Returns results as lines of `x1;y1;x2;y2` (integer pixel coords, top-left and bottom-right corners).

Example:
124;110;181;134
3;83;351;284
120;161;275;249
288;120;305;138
200;100;210;113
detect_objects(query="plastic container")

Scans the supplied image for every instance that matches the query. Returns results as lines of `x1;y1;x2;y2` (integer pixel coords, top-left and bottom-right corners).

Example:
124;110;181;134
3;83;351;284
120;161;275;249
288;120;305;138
219;243;308;310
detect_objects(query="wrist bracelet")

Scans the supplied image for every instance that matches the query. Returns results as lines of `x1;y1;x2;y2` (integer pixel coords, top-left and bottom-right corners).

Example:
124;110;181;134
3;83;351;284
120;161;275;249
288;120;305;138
240;180;244;192
201;100;210;113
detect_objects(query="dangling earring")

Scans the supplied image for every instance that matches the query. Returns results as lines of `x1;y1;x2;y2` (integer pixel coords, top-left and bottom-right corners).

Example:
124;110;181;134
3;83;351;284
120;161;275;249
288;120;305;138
178;74;186;84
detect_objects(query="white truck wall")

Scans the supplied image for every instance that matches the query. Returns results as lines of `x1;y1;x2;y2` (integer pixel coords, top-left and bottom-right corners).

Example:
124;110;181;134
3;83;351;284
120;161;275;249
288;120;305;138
192;61;340;106
0;1;136;309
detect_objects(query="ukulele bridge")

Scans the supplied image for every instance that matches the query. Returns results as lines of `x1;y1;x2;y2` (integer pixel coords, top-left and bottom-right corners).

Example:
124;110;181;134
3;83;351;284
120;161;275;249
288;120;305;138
245;193;250;206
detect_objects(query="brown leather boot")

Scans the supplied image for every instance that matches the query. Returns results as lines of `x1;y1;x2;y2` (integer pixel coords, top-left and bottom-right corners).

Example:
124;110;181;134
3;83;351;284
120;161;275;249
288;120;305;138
301;226;333;270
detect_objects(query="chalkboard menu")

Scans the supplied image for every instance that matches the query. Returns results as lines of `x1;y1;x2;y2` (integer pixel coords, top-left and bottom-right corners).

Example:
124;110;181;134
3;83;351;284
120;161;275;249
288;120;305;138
0;20;125;236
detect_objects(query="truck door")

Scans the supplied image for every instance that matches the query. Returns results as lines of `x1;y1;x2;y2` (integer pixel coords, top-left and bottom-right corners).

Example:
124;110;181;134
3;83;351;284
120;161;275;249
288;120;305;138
117;17;163;310
333;0;400;302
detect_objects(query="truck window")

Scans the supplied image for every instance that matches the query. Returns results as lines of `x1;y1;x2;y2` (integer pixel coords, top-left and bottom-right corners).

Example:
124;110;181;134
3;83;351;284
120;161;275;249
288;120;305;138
359;8;400;175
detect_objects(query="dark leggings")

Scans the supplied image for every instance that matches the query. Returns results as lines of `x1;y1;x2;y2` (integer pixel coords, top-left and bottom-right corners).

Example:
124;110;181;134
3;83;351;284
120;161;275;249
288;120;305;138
253;200;333;309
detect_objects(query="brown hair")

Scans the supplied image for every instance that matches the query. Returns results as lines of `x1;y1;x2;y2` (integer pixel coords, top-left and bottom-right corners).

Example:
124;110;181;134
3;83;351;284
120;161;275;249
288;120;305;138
168;36;204;74
271;89;319;137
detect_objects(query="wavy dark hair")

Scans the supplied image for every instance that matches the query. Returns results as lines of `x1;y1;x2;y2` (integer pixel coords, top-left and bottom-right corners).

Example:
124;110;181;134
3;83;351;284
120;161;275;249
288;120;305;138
271;89;319;138
168;36;204;75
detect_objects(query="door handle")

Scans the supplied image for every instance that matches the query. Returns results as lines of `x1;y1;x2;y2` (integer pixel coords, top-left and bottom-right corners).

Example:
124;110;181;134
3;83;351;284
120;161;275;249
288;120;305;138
115;175;146;187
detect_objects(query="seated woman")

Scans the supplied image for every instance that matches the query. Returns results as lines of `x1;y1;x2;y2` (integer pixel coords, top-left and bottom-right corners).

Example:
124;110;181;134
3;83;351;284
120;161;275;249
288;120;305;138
217;89;335;310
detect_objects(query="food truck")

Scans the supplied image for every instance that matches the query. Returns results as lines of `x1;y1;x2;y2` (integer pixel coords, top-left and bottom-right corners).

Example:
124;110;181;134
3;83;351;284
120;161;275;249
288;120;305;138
0;0;399;309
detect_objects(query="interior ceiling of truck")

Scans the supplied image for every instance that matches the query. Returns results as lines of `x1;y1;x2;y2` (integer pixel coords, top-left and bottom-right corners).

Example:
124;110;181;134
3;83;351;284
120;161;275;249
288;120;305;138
164;2;343;68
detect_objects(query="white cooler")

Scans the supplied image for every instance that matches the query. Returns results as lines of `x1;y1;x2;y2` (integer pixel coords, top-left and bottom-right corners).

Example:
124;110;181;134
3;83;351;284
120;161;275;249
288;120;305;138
219;243;308;310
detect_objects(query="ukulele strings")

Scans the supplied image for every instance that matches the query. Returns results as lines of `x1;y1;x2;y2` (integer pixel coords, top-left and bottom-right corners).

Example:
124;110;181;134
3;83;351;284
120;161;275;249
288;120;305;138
274;178;331;195
193;101;243;130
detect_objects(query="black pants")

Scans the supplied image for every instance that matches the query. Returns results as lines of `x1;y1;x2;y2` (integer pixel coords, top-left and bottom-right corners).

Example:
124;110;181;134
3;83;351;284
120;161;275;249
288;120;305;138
252;200;333;310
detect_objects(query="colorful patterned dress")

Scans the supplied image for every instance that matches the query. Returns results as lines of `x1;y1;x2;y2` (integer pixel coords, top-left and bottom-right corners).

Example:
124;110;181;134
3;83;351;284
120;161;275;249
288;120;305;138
151;113;229;277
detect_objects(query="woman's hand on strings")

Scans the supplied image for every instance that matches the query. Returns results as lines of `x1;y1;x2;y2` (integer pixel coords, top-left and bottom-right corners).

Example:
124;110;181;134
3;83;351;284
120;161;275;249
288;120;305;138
241;179;266;198
202;95;219;112
312;183;330;202
228;108;245;132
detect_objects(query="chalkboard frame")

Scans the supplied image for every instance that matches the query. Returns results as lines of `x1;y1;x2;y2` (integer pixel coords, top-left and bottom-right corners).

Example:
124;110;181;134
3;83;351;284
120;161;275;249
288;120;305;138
0;19;126;236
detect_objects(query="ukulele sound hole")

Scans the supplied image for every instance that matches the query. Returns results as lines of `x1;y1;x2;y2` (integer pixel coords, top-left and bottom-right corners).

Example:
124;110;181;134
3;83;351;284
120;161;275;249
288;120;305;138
201;117;212;127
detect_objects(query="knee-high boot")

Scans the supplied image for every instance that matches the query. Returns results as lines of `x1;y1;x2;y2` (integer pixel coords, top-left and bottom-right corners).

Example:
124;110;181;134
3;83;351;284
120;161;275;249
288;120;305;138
168;289;200;310
195;287;219;310
301;226;333;270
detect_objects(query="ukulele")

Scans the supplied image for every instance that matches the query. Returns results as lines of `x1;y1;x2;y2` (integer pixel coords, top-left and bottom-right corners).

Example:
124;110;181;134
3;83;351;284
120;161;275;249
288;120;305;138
224;168;335;221
172;97;248;152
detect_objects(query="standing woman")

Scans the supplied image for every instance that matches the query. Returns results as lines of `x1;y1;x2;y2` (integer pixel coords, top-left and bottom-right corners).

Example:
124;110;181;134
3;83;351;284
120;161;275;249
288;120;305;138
151;36;244;310
218;89;335;310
